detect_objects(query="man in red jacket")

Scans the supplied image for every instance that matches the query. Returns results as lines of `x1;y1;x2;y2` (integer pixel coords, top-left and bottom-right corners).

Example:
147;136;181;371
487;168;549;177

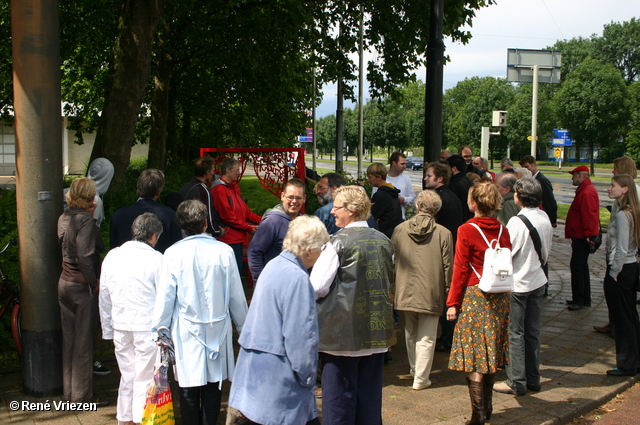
212;158;262;276
565;165;601;311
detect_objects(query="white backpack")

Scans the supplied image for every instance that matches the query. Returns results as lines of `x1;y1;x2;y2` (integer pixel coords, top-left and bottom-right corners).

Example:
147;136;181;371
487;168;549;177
468;223;514;293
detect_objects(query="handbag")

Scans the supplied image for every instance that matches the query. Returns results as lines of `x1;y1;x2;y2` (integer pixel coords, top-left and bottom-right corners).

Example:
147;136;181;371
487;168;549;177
141;332;175;425
468;223;514;293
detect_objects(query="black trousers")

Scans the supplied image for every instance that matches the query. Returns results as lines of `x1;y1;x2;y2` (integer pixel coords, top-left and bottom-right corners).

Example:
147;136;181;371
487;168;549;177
570;239;592;306
179;382;222;425
604;263;640;370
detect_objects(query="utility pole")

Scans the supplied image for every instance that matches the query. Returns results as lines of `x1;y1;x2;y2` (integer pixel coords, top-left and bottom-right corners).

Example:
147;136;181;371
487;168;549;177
335;78;344;174
12;0;63;395
423;0;444;187
357;5;364;179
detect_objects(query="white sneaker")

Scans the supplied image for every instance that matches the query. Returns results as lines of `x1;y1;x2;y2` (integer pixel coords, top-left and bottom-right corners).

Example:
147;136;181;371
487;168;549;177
413;380;432;390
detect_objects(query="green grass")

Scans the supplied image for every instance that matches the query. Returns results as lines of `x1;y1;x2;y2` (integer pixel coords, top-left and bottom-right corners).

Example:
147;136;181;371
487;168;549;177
557;203;611;229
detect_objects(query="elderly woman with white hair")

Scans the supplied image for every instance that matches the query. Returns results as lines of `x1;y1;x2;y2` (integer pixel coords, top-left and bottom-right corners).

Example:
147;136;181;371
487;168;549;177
227;215;330;425
392;190;453;391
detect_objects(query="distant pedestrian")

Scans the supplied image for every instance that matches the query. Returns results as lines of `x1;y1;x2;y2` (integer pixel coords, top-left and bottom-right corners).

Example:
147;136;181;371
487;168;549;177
602;175;640;377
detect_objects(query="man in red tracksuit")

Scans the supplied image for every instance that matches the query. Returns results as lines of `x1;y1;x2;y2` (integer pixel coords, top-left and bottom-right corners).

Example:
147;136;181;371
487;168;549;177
211;158;262;276
565;165;601;311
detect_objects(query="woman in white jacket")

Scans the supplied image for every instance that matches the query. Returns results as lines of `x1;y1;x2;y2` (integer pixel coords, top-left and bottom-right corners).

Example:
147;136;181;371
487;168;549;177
100;213;164;424
152;200;248;424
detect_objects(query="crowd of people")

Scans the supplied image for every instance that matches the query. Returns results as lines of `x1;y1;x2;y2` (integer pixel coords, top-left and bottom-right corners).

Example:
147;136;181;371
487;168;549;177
55;150;640;425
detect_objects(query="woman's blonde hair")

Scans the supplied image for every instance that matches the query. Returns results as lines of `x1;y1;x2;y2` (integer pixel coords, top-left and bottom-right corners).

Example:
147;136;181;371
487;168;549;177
612;174;640;246
333;185;371;222
66;178;96;210
613;156;638;179
415;190;442;216
282;215;330;258
468;181;503;217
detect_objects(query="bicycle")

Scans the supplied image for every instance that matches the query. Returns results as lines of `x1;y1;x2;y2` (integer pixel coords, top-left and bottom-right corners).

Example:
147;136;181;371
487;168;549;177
0;238;21;356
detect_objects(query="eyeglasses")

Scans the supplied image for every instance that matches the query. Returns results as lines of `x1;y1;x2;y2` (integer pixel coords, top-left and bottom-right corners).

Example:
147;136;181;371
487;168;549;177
331;204;345;211
463;155;473;159
284;195;304;201
317;185;329;190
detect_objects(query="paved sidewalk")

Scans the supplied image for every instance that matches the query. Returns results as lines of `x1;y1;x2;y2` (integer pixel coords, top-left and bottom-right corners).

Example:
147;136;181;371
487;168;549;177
1;224;638;424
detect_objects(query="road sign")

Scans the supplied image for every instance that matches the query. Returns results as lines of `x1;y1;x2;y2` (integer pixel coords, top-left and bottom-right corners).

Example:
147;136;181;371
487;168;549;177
552;128;573;146
507;49;562;84
554;148;562;158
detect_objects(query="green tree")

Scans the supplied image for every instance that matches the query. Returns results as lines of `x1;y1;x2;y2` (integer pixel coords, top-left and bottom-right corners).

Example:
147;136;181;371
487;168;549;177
503;83;558;160
555;58;630;173
594;18;640;85
550;37;595;82
625;81;640;161
442;77;515;158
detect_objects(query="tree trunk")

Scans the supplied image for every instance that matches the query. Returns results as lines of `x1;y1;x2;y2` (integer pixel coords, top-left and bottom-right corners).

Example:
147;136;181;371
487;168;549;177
90;0;166;186
165;83;178;165
182;111;192;161
148;24;173;170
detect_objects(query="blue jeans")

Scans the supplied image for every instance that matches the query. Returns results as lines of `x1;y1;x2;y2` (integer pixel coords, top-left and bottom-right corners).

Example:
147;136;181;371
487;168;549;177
506;285;545;392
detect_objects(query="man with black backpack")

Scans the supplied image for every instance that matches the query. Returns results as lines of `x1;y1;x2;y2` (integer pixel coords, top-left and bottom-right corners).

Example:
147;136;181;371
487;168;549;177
493;178;552;396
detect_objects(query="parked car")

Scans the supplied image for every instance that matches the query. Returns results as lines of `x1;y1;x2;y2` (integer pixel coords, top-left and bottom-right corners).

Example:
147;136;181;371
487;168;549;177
406;156;424;170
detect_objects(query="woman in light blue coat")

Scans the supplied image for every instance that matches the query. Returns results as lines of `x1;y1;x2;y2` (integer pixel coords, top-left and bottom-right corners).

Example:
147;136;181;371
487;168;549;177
227;215;329;425
152;200;248;425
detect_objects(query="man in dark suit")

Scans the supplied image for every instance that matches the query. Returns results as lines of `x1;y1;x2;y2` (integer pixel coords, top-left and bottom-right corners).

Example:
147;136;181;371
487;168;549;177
424;161;464;352
446;155;474;222
519;155;557;228
110;169;183;253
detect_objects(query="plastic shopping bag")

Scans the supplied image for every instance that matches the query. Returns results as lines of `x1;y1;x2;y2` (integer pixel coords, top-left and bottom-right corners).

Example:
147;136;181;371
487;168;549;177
141;332;175;425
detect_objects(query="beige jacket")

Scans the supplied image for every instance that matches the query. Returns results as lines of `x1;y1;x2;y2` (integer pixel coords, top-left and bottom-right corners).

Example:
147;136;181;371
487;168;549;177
391;213;453;315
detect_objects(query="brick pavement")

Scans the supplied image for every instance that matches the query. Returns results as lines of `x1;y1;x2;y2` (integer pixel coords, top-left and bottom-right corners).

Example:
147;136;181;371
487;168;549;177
1;223;638;424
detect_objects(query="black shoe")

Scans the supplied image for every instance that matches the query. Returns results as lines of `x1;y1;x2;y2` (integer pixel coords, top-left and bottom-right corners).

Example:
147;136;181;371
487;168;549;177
566;299;574;305
568;303;583;311
527;384;541;392
606;368;636;377
435;344;451;352
93;361;111;376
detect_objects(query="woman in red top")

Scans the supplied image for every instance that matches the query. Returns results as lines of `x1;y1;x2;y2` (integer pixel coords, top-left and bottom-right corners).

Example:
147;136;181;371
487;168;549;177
446;182;512;425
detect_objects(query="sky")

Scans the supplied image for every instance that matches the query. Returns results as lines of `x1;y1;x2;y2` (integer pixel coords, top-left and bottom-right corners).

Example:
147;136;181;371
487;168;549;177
315;0;638;118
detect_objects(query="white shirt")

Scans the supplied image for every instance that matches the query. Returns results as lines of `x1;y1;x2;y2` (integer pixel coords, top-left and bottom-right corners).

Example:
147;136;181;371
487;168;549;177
99;241;163;338
506;208;553;293
372;173;416;219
